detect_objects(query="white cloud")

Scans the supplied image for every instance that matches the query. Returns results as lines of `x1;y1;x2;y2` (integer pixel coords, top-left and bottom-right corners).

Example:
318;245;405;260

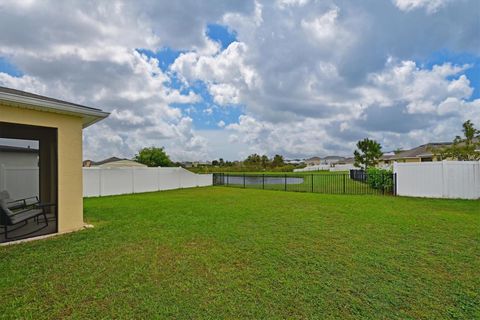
0;0;478;160
358;60;474;115
171;41;259;103
393;0;454;13
277;0;310;9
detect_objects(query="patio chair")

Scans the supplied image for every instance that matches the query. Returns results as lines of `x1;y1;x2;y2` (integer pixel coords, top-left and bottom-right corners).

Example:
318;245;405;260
0;190;39;211
0;198;48;240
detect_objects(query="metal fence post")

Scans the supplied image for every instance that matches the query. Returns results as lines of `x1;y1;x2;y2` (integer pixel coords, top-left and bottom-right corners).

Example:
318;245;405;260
382;172;385;195
311;174;314;193
284;174;287;191
343;174;346;194
262;174;265;189
226;174;229;186
243;173;246;188
394;173;397;196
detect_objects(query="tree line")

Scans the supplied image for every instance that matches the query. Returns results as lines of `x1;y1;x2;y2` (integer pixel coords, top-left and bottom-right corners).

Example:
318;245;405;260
132;120;479;171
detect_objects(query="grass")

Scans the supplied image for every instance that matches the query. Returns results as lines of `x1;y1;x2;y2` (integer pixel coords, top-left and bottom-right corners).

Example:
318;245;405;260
0;187;478;319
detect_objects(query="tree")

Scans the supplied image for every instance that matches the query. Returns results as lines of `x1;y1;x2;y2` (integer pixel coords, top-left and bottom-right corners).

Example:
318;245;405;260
261;155;270;168
244;154;262;167
135;147;172;167
353;138;383;170
271;154;285;167
435;120;480;160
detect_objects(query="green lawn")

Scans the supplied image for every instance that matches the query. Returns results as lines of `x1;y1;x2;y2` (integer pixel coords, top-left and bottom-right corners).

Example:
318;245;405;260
1;187;479;319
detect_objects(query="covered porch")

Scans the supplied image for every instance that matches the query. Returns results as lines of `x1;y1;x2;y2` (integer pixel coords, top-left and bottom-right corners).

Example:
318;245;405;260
0;86;109;244
0;121;58;242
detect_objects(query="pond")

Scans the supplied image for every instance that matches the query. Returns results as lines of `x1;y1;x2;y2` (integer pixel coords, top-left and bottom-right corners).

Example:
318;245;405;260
223;175;304;185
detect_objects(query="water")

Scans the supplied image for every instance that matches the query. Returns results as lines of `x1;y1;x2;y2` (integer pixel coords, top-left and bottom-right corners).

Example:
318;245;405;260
224;176;304;185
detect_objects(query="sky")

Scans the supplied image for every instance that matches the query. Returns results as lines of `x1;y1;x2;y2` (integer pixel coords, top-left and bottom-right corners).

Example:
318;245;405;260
0;0;479;161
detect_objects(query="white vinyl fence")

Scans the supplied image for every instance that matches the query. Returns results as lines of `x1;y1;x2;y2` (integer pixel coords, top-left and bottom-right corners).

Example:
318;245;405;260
0;165;39;200
294;164;331;172
393;161;480;200
329;164;356;172
83;167;212;197
294;163;356;172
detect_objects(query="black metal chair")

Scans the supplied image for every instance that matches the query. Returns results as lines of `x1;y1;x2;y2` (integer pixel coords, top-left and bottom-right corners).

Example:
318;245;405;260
0;199;48;240
0;190;39;210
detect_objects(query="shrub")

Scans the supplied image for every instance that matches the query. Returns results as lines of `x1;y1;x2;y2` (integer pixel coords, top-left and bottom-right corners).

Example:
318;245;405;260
367;168;393;191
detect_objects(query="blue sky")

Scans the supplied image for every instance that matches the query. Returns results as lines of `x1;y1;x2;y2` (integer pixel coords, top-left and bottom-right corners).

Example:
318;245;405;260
0;57;23;77
420;51;480;100
134;24;243;130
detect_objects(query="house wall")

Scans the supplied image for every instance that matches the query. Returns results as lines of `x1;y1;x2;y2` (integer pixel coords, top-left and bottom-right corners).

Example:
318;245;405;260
0;103;84;233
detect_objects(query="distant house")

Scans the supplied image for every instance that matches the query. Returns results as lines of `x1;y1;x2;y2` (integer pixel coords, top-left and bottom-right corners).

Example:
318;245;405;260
305;157;322;166
379;143;452;165
305;156;345;167
285;159;305;165
83;157;147;168
180;161;212;168
322;156;345;165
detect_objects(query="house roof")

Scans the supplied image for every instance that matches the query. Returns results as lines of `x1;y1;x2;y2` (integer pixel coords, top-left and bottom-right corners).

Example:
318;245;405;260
0;86;109;128
389;142;452;160
0;145;38;153
322;156;345;160
91;157;125;166
305;157;322;161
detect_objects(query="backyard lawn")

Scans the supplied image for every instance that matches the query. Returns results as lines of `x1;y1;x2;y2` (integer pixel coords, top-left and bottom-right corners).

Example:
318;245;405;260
0;187;479;319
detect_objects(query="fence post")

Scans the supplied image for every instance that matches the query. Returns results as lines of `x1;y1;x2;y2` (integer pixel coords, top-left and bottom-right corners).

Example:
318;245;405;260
262;174;265;189
381;171;385;195
284;174;287;191
99;168;103;197
394;173;397;196
131;168;135;194
343;174;346;194
243;173;246;188
227;174;229;186
311;174;314;193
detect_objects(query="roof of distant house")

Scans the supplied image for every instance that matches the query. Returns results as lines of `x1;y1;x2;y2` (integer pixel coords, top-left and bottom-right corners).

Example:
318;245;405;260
322;156;345;160
0;86;109;128
305;157;322;161
389;142;452;160
91;157;126;166
0;145;38;153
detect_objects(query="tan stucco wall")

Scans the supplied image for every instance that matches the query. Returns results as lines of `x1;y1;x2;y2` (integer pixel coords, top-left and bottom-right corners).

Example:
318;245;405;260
0;103;84;233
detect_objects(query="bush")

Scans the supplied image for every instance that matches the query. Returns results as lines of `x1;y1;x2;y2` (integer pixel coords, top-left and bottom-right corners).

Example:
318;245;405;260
367;168;393;191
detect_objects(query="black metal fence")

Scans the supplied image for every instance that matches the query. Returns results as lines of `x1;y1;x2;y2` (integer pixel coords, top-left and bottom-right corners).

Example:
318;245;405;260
213;172;396;196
